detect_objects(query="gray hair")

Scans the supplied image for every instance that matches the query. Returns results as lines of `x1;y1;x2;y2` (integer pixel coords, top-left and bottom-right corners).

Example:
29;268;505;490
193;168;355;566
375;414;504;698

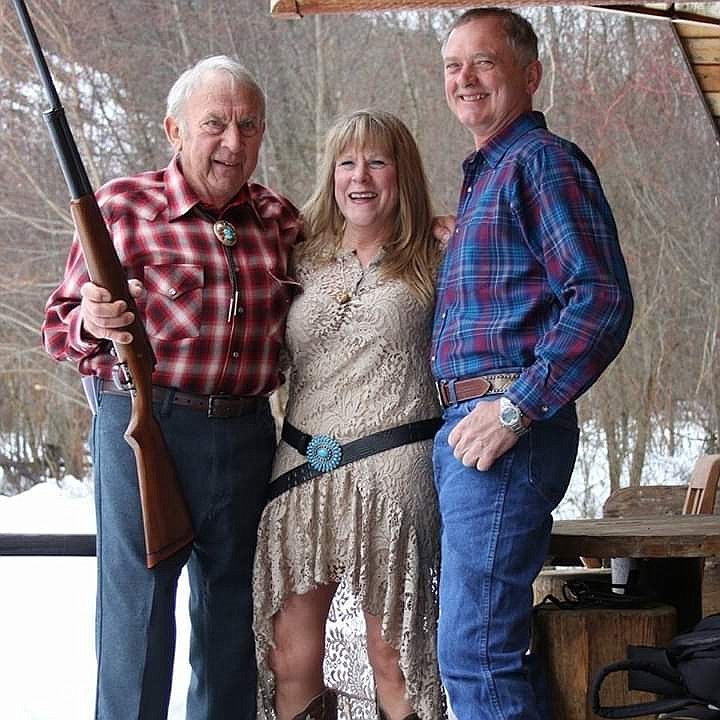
166;55;266;125
441;8;538;67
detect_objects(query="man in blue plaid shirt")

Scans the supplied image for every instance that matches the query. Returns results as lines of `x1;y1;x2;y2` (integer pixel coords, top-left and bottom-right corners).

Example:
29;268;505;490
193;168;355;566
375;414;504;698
431;8;634;719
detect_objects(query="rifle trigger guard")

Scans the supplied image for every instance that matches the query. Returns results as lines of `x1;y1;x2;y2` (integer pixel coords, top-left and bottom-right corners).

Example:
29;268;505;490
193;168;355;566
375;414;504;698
112;362;133;392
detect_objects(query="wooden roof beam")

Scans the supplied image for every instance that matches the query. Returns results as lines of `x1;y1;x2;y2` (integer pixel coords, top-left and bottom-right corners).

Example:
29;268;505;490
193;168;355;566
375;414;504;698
593;4;720;28
270;0;649;18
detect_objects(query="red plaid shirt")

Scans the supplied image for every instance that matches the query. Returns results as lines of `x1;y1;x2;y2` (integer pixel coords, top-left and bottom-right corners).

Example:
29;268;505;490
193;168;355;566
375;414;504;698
42;156;301;396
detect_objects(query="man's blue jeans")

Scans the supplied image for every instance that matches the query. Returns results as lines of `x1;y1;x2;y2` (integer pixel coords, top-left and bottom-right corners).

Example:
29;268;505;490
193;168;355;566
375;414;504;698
432;398;579;720
91;388;276;720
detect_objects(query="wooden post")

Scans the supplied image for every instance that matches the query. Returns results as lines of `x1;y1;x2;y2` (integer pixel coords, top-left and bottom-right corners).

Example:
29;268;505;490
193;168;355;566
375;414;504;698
533;604;676;720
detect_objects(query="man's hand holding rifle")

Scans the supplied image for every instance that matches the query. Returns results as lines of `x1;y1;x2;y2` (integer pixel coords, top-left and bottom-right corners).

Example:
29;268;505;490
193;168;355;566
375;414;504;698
80;280;144;346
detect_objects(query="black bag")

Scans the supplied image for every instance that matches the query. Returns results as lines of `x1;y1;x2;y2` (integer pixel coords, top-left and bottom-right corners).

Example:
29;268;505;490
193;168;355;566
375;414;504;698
591;613;720;718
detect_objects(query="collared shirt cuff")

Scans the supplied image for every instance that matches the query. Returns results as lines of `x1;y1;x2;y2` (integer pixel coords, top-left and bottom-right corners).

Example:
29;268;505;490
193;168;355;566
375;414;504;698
505;374;565;422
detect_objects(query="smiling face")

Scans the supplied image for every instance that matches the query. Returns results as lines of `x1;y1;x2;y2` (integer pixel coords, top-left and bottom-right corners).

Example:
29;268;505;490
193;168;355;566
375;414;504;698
443;15;541;149
333;145;399;244
164;71;264;210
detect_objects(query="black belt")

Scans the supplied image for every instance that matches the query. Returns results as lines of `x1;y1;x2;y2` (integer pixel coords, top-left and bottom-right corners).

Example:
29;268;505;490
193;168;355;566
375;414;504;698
268;418;442;502
99;381;265;418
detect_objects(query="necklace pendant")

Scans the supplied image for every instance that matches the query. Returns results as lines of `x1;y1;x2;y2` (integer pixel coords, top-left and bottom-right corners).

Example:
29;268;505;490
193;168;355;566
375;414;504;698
335;290;352;305
213;220;238;246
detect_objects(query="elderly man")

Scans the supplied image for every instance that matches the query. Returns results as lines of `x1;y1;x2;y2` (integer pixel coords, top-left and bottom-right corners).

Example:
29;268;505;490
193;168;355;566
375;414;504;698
42;56;300;720
432;9;634;720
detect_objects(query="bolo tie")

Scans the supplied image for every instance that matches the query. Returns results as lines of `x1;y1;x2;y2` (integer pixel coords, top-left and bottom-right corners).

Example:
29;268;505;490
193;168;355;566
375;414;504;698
195;207;242;321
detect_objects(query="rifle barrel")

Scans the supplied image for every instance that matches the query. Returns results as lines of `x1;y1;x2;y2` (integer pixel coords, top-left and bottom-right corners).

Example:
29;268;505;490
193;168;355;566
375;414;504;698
12;0;92;199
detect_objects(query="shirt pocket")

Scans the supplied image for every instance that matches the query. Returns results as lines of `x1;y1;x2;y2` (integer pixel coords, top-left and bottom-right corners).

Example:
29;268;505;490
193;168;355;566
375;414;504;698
141;264;204;341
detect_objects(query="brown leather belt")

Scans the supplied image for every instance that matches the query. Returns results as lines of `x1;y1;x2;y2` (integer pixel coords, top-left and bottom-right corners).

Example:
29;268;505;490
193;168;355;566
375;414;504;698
99;381;265;418
435;373;520;409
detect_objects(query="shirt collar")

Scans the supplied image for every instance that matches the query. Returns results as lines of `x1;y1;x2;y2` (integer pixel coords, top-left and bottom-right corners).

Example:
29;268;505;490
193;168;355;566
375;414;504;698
462;110;547;171
164;154;254;221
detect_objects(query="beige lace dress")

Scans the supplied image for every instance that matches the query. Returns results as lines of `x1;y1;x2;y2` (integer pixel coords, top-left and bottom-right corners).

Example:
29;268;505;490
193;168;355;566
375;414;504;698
253;247;444;719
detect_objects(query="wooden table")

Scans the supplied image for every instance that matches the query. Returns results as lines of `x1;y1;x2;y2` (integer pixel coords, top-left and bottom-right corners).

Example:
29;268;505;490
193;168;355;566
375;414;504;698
537;515;720;718
549;514;720;629
549;514;720;559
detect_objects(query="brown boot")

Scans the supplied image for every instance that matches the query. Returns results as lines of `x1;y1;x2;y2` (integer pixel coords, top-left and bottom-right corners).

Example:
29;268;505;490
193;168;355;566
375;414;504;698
292;688;338;720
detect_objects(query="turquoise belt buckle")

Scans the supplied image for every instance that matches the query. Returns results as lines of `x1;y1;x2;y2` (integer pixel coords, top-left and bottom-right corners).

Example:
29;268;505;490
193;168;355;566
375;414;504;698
306;434;342;472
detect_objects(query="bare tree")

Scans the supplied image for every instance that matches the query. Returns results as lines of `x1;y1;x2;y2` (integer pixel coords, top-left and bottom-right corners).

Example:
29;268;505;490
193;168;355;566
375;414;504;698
0;3;718;505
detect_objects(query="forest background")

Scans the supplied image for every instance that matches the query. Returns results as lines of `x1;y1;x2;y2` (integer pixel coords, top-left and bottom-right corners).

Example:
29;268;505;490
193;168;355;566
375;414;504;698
0;0;719;517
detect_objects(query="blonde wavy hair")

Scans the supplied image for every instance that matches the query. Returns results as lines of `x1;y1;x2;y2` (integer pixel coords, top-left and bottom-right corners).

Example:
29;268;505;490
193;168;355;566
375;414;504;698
299;109;439;306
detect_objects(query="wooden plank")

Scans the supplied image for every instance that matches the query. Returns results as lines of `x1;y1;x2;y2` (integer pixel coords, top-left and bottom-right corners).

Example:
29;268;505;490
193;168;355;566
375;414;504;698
706;90;720;113
270;0;656;17
550;515;720;559
601;4;720;29
676;22;720;38
684;37;720;62
0;533;96;556
695;63;720;90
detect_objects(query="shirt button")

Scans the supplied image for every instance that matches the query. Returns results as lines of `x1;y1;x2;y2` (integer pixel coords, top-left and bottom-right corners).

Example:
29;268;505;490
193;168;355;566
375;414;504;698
442;311;447;319
541;405;549;413
431;355;436;362
466;187;472;193
232;351;239;359
168;288;177;297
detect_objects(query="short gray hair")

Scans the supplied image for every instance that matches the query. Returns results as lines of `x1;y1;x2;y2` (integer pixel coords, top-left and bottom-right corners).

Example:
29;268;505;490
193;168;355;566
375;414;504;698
442;8;538;67
166;55;265;125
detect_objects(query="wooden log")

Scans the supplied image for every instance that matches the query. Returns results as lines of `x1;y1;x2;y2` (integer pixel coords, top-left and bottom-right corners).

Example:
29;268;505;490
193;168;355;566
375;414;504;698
533;604;676;720
533;567;611;606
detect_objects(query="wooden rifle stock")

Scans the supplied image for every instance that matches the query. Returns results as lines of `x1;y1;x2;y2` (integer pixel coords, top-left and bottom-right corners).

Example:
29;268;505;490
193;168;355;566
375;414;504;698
13;0;193;568
71;198;193;567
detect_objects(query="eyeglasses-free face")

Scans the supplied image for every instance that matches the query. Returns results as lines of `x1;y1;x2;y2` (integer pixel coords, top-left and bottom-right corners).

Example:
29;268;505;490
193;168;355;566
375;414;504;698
164;71;265;210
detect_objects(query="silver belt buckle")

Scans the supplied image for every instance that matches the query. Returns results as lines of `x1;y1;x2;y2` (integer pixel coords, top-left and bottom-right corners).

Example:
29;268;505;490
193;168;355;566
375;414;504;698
207;395;225;418
435;380;447;409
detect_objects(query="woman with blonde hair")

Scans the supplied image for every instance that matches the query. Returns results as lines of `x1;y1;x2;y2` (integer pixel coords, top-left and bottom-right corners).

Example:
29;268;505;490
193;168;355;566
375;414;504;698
253;109;444;720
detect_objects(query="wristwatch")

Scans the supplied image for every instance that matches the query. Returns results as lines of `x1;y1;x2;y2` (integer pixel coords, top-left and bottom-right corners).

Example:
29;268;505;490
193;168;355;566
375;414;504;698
499;397;528;437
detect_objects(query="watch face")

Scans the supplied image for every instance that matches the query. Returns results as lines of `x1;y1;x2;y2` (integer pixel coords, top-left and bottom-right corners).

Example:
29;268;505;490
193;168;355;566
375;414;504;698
500;404;519;425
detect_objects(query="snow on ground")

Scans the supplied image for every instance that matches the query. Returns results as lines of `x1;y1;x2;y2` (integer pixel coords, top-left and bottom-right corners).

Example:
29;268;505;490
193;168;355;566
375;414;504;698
0;477;190;720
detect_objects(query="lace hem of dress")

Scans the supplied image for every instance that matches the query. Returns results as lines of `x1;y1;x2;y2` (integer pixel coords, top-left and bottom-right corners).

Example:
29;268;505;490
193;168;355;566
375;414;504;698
252;471;445;719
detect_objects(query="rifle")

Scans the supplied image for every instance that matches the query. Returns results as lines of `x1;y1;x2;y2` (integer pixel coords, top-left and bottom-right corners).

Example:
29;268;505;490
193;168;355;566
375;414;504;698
13;0;193;568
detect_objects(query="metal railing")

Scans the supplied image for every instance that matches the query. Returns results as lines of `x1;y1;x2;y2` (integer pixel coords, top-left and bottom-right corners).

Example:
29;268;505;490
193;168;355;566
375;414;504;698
0;533;95;556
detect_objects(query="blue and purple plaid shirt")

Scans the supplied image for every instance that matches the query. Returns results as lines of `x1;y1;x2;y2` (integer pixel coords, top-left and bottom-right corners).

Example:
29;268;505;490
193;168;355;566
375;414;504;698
431;111;633;420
